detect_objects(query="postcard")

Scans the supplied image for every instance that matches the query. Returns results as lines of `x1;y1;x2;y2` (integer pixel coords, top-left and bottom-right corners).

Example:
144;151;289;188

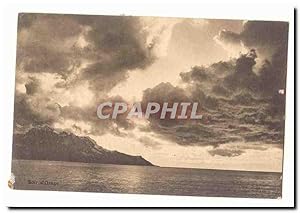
10;13;289;199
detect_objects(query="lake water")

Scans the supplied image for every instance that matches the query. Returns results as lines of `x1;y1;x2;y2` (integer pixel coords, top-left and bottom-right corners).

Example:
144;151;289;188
11;160;282;199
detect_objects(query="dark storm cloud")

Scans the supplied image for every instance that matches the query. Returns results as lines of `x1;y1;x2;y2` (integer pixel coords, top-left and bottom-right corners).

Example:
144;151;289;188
141;82;212;124
14;94;42;127
58;95;134;136
59;105;108;136
208;148;245;157
82;15;153;67
150;123;240;147
14;93;60;129
20;46;76;79
25;77;41;95
180;47;286;126
216;21;288;50
142;81;220;112
141;83;195;123
258;47;288;96
141;46;286;150
139;82;240;147
77;15;155;92
143;82;190;104
180;51;257;92
180;48;283;97
138;136;161;149
216;20;288;95
214;20;288;119
241;21;288;49
177;50;285;144
13;94;132;136
223;50;260;93
217;29;241;44
15;13;155;134
17;13;155;88
208;142;278;157
180;66;214;83
178;51;262;111
17;14;84;78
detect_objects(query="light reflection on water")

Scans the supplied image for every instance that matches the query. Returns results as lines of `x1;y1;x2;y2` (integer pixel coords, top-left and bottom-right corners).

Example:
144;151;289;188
12;160;282;198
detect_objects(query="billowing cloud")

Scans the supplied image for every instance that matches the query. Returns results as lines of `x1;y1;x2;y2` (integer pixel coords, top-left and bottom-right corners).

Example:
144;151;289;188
14;93;61;128
241;21;288;50
215;21;288;52
17;14;155;90
14;13;156;134
77;15;155;93
215;20;288;94
13;14;288;170
137;47;286;152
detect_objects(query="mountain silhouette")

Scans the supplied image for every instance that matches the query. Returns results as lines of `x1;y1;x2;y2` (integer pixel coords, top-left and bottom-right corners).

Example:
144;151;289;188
12;126;153;166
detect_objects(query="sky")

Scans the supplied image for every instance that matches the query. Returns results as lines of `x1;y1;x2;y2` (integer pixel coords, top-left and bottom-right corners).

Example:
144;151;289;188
14;13;288;172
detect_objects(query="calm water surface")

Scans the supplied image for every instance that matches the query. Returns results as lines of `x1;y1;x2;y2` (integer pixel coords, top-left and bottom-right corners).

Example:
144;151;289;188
12;160;282;198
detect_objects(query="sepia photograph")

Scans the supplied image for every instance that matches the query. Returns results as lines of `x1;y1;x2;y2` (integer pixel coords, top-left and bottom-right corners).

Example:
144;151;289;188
10;12;289;199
